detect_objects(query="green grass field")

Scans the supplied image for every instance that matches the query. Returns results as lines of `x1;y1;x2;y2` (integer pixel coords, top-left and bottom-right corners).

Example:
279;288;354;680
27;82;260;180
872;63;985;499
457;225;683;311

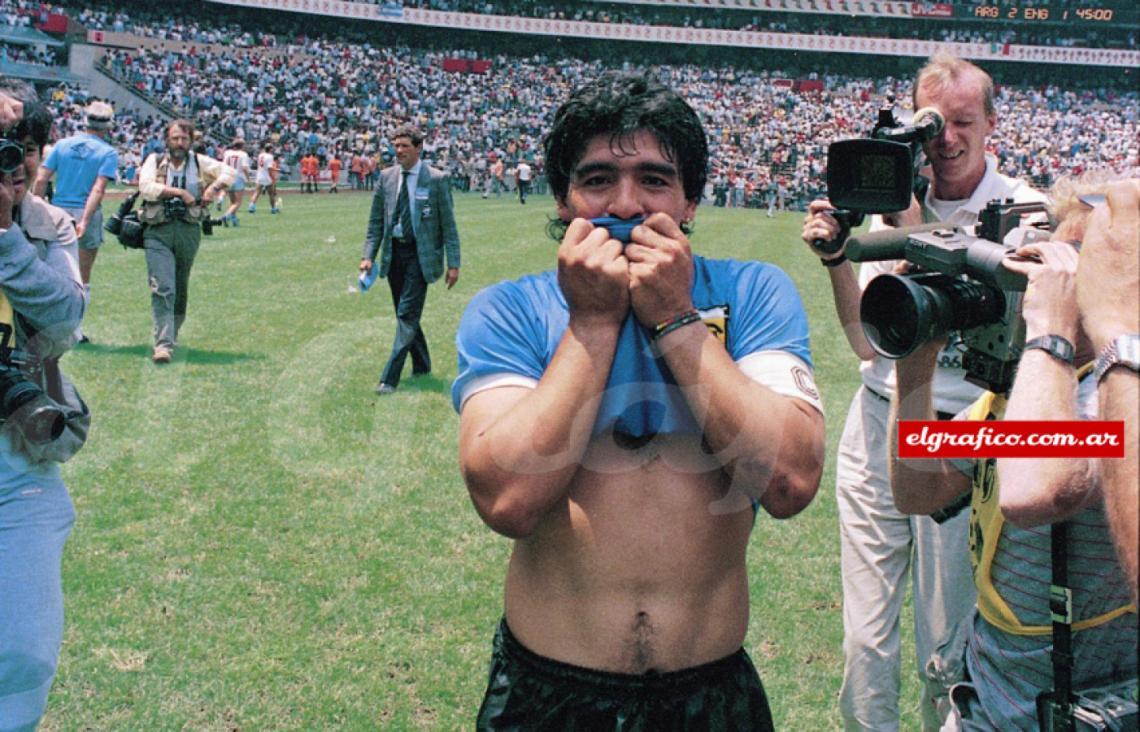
42;189;922;730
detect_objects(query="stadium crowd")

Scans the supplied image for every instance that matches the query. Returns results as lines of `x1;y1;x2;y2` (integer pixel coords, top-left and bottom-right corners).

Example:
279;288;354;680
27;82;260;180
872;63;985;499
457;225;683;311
8;0;1137;209
88;40;1137;209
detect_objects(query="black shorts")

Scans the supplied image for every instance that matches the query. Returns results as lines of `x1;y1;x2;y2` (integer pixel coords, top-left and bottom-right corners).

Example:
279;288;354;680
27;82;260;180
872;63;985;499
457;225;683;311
476;619;775;731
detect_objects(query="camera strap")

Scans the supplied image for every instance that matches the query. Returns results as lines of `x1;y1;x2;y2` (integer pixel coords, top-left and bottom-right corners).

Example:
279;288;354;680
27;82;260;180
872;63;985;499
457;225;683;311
1047;520;1076;731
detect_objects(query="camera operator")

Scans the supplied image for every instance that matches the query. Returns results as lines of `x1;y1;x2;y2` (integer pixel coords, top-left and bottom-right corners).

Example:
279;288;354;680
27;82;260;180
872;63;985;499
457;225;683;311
1075;178;1140;605
0;78;88;731
887;182;1137;730
800;52;1048;731
137;119;234;364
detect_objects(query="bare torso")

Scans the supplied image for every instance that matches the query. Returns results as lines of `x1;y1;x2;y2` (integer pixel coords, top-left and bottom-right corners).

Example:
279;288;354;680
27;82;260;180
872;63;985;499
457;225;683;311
503;431;757;674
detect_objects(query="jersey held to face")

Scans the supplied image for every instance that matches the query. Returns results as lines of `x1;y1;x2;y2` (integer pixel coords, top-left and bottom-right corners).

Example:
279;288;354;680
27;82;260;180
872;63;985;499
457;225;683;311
557;130;697;228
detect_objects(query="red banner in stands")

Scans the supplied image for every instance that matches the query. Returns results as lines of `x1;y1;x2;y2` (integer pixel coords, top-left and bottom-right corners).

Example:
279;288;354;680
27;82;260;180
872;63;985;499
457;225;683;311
442;58;492;74
794;79;825;92
38;13;69;33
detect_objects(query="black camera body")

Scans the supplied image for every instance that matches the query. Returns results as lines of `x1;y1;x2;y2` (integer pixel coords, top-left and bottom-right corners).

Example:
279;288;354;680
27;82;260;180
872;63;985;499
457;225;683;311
104;191;145;249
817;100;944;253
163;197;189;221
0;349;65;446
160;197;215;235
848;199;1052;393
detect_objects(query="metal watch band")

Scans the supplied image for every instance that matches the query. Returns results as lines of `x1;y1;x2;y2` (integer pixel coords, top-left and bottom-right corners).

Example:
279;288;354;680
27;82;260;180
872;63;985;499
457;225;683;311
1024;334;1075;365
1093;333;1140;383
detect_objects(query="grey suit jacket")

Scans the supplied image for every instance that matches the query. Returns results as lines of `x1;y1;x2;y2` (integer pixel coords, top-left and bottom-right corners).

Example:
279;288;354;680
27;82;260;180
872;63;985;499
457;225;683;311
361;162;460;283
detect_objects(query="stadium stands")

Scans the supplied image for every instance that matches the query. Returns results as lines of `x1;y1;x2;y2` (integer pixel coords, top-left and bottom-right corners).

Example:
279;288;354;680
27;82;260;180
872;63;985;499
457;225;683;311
5;0;1138;204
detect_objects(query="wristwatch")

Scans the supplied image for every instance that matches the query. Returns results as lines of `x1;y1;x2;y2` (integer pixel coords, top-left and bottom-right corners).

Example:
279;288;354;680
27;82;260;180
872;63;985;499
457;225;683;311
1093;333;1140;383
1023;334;1075;365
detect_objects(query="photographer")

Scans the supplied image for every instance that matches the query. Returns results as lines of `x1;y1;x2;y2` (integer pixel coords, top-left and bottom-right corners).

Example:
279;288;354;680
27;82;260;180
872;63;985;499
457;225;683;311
0;79;88;730
137;119;234;363
800;52;1047;730
1075;179;1140;605
887;186;1137;729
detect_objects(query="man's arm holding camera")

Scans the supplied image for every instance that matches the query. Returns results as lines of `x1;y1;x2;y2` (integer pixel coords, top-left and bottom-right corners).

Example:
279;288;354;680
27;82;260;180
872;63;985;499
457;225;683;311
0;177;84;349
801;199;876;361
997;239;1098;528
0;91;22;131
1076;179;1140;602
888;339;972;515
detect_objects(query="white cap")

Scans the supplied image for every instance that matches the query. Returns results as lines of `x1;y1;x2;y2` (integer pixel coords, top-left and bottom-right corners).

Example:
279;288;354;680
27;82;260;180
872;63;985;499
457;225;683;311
85;100;114;130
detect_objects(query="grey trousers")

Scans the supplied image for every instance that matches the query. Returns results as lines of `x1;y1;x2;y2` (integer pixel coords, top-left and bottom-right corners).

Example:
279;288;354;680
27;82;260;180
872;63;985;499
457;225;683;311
143;220;201;350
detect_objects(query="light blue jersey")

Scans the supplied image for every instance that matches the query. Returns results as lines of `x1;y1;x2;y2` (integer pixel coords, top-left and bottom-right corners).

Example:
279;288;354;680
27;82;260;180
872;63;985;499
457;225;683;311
43;134;118;209
453;255;814;438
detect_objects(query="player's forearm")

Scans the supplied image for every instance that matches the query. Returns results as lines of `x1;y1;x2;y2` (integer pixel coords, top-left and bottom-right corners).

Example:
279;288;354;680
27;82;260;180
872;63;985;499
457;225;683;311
998;351;1095;527
827;263;877;361
889;357;970;514
461;319;620;538
1100;370;1139;603
655;322;824;515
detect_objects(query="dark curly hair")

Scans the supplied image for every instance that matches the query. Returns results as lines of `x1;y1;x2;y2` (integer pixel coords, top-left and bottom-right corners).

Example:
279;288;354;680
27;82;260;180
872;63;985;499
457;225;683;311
0;77;51;153
543;71;709;206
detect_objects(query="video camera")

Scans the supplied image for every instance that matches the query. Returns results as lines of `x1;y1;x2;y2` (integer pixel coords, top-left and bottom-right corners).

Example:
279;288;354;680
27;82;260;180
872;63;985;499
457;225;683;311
105;191;145;249
815;97;945;253
847;199;1053;393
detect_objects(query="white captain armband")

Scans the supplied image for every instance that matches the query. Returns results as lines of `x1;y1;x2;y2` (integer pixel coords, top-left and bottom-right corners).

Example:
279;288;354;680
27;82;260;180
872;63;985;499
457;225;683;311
736;351;824;415
457;373;538;411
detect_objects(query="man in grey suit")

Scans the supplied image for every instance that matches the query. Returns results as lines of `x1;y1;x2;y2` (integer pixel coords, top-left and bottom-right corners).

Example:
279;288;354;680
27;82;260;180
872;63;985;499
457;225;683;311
360;125;460;394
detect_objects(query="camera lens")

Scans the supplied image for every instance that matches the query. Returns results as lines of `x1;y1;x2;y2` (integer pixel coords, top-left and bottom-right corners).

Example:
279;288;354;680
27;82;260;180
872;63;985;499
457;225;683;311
0;138;24;174
861;273;1006;358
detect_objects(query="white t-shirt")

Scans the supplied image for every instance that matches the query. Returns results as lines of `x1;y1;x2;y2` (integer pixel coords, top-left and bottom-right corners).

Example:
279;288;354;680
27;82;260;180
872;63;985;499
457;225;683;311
222;149;251;183
255;151;275;186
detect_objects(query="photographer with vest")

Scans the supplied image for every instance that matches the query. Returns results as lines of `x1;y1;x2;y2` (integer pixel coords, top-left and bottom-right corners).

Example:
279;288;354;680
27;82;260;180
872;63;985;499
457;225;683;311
137;119;234;364
0;79;89;731
888;176;1138;730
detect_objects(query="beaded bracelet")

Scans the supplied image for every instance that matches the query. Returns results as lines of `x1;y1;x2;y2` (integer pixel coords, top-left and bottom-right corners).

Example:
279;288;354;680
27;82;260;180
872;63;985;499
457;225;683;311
651;309;702;341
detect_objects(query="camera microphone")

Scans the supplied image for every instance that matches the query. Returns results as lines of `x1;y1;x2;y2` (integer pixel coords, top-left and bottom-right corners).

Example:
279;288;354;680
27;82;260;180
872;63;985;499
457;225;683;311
911;107;944;142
